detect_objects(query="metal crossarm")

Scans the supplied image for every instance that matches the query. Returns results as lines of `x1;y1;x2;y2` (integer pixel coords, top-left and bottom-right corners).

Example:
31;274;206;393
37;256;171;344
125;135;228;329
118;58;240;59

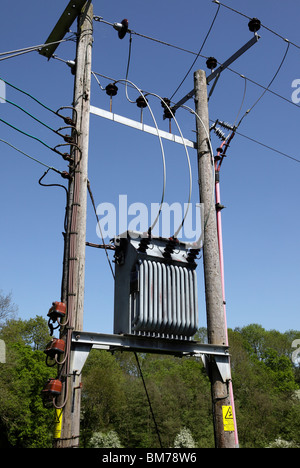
70;331;231;382
172;35;260;114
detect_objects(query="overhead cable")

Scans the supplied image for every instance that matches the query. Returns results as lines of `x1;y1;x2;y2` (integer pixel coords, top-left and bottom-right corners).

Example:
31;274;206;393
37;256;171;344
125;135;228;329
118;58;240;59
115;78;167;235
183;105;216;228
92;71;299;165
0;75;58;115
213;1;300;51
0;117;73;161
232;71;299;110
134;352;163;449
0;36;76;57
148;93;193;239
0;117;57;151
236;41;291;128
0;138;65;173
233;77;247;128
211;118;300;164
0;36;76;62
1;94;77;142
170;3;221;100
1;95;58;133
0;76;78;123
87;180;115;280
93;12;299;113
113;77;193;238
94;15;209;59
234;129;300;164
90;44;300;113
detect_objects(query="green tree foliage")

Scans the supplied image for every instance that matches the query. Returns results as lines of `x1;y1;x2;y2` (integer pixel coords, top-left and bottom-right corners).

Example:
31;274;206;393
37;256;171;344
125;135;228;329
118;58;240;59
81;326;300;449
0;291;299;448
0;306;55;448
80;349;127;447
228;327;300;448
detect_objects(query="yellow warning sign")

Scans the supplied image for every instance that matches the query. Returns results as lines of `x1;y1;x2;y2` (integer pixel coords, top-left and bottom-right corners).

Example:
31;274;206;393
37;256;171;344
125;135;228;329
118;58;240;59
222;406;235;432
54;409;63;439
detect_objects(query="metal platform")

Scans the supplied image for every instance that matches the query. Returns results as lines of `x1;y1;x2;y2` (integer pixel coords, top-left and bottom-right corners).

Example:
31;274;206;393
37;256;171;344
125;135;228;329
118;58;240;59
70;331;231;383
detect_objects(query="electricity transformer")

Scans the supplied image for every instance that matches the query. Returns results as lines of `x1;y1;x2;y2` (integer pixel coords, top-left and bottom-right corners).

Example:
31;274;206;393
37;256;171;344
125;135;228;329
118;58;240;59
113;232;200;340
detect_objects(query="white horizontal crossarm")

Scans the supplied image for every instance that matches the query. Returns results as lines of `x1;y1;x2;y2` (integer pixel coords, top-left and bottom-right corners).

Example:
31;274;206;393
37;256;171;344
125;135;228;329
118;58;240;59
90;105;197;149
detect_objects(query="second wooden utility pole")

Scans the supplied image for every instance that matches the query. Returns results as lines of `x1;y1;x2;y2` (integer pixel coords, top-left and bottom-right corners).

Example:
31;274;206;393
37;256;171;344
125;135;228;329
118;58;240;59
54;2;93;448
194;69;236;449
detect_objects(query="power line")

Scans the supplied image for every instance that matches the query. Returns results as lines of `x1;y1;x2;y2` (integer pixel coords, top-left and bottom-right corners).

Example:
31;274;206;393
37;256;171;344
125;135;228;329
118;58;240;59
92;69;297;116
1;95;58;133
93;15;209;59
170;3;221;100
233;129;300;164
0;138;65;172
210;118;300;164
134;352;163;449
0;76;77;160
1;94;77;146
0;35;76;62
91;69;299;165
213;1;300;51
1;76;58;115
0;116;74;162
0;76;75;118
87;180;115;279
114;78;167;235
0;117;58;151
236;41;290;128
228;68;300;110
88;25;300;113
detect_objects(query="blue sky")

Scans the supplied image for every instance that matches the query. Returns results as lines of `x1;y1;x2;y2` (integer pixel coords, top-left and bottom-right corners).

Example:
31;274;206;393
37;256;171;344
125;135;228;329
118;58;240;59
0;0;299;335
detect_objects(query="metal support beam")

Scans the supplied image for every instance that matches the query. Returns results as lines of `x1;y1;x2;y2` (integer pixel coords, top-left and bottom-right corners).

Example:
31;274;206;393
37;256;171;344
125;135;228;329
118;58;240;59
172;35;260;114
39;0;88;59
70;331;231;382
90;106;197;149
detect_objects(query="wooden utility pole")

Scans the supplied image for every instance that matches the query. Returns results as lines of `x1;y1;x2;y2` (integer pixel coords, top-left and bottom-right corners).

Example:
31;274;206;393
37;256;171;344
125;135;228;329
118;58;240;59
194;69;236;449
54;2;93;448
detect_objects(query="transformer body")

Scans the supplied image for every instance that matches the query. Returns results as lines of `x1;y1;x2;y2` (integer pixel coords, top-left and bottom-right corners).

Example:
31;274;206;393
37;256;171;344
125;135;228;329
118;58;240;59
114;232;199;340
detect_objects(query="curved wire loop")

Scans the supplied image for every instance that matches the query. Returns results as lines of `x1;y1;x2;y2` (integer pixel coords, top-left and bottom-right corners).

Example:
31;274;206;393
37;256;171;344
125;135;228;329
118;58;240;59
55;106;78;127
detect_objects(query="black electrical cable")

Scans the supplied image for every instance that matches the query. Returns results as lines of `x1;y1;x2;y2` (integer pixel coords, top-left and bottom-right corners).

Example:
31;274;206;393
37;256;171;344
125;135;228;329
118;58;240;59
0;35;76;59
92;14;300;112
0;117;57;151
93;67;300;167
134;352;163;449
234;129;300;164
38;169;70;232
0;76;62;116
94;15;209;59
93;66;300;116
0;138;64;172
0;117;72;161
213;1;300;51
236;42;290;128
170;3;221;100
87;180;115;279
1;95;59;134
210;117;300;164
233;76;247;128
38;169;68;197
